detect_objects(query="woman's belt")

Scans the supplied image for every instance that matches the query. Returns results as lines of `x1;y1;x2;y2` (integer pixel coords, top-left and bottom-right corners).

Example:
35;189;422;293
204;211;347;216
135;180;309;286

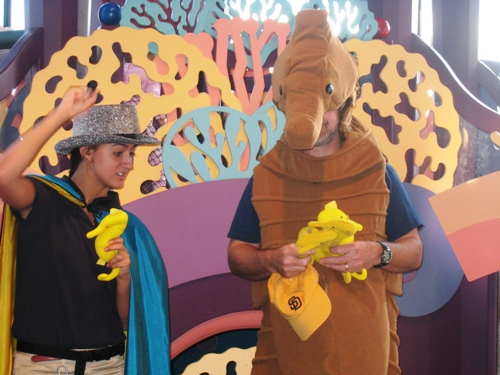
16;340;125;375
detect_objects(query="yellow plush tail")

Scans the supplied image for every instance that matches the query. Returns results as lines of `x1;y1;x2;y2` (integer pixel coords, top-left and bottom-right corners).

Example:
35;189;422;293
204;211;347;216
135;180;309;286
341;269;368;284
97;267;120;281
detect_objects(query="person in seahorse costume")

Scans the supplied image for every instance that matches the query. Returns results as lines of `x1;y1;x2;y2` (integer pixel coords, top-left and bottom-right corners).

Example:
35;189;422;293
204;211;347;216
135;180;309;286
0;84;170;375
227;9;424;375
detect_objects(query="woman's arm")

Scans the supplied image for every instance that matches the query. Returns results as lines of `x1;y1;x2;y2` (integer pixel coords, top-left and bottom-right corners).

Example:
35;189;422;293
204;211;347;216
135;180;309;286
0;86;97;215
107;237;131;329
116;273;131;330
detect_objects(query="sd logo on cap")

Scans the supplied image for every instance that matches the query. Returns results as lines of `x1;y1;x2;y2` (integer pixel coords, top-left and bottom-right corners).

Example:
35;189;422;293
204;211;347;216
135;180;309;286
268;264;331;341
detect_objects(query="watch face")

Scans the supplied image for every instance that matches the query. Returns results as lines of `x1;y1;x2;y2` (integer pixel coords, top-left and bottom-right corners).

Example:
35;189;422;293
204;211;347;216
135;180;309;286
381;243;392;264
375;242;391;268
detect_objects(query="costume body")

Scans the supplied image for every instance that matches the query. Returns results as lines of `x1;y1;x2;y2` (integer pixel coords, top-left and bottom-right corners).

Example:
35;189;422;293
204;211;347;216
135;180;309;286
228;120;422;374
0;175;171;374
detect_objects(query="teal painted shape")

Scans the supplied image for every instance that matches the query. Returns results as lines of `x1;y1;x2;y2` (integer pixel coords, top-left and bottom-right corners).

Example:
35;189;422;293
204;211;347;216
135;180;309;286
119;0;377;69
179;0;229;35
120;1;177;35
120;0;229;36
162;101;285;188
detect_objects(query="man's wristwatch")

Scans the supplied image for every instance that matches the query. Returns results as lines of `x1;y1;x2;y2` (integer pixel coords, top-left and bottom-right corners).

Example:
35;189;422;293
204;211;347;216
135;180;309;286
374;241;392;268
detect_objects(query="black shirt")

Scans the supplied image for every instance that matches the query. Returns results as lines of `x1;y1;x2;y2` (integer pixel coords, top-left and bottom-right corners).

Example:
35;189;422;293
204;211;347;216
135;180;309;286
12;177;125;349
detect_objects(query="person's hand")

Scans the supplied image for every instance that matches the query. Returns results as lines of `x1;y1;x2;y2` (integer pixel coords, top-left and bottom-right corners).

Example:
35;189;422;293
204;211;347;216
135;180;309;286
269;243;315;278
319;240;381;273
53;83;99;123
105;237;130;280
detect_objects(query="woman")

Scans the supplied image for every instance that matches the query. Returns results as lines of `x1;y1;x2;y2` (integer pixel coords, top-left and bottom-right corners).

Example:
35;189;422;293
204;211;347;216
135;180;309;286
0;84;171;374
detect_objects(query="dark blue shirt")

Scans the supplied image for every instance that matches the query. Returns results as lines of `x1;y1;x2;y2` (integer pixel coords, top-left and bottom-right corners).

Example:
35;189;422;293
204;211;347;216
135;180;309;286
228;164;423;243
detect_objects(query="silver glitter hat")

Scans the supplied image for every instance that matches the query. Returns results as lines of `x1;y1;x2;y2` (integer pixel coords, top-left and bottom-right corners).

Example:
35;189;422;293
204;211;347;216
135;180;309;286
54;104;159;155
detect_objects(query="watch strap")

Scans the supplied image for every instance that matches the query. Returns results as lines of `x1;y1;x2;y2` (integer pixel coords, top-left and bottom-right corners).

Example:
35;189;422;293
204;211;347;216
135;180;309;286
374;241;392;268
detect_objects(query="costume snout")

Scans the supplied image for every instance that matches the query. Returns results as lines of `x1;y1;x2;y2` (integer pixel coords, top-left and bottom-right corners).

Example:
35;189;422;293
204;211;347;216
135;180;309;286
271;9;359;150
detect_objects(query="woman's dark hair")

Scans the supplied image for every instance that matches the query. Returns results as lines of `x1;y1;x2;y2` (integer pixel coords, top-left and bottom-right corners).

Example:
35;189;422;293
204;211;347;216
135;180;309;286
68;148;82;177
68;145;98;176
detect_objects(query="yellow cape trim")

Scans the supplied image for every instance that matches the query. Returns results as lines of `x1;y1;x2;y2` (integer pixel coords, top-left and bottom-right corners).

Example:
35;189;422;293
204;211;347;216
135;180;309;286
0;176;82;375
0;204;17;375
30;175;85;208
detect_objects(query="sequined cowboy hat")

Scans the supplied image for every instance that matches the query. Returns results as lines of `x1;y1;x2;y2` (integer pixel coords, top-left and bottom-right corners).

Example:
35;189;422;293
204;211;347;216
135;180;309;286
54;104;159;155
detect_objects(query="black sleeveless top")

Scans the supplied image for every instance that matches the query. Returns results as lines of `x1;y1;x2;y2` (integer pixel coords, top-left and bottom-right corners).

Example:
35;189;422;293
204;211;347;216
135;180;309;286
12;177;125;349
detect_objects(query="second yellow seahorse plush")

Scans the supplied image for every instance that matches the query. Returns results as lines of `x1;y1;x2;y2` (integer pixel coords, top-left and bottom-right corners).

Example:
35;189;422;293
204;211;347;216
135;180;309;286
296;201;367;284
86;208;129;281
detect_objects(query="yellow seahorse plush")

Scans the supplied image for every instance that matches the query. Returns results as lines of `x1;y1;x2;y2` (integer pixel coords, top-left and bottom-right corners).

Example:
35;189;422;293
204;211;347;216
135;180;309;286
296;201;366;284
86;208;129;281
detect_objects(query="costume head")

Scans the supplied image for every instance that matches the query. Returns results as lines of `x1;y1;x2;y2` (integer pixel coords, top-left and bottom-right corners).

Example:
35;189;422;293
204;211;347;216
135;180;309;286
272;9;359;150
54;104;159;155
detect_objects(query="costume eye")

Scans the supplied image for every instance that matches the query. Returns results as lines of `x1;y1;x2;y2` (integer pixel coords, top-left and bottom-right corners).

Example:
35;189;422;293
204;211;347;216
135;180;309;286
326;84;334;95
279;85;283;96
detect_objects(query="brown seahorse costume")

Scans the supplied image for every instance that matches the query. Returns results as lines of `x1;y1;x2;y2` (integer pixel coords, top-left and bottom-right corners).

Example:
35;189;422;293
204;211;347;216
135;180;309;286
249;9;403;375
